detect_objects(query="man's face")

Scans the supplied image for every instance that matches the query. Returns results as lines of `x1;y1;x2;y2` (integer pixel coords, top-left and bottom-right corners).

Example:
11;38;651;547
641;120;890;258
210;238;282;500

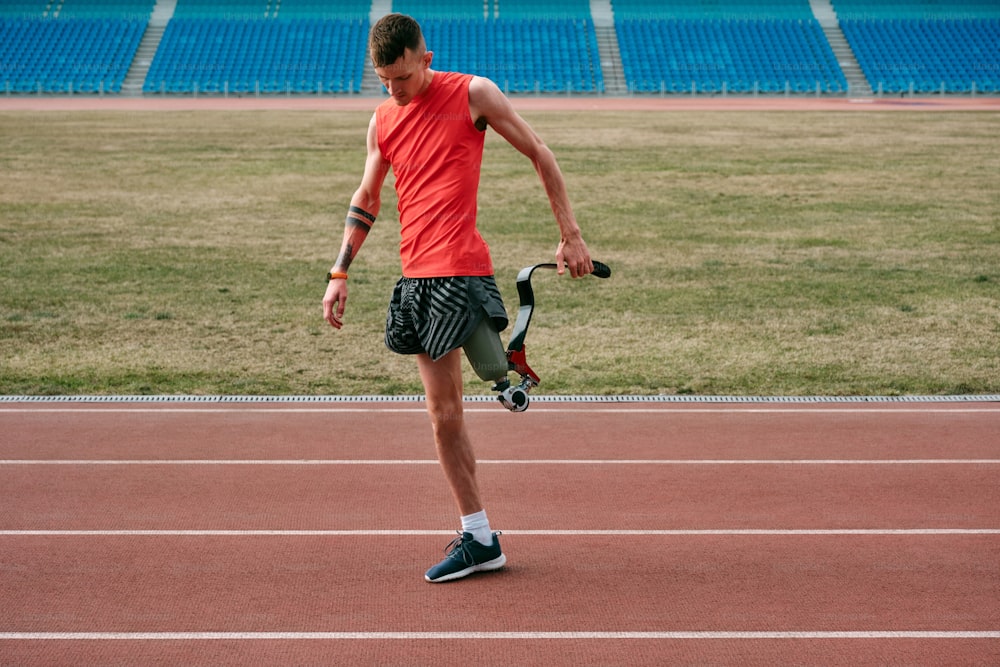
374;47;432;106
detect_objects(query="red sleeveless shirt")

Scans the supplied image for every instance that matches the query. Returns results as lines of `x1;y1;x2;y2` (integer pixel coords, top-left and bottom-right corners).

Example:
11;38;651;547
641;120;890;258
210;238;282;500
375;71;492;278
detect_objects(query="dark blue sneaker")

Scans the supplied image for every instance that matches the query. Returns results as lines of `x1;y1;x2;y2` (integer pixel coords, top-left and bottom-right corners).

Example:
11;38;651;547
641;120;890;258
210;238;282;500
425;531;506;583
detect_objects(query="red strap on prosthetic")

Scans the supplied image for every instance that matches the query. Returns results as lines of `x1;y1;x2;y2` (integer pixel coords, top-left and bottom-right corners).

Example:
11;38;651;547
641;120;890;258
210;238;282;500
506;348;540;386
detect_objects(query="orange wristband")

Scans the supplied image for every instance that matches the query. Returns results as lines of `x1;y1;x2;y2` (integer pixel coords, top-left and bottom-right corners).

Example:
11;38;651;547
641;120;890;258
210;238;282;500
326;271;348;281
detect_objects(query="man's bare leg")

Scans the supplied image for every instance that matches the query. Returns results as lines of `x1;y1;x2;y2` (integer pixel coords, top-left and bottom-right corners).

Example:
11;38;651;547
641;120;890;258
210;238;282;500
418;348;506;582
416;349;482;516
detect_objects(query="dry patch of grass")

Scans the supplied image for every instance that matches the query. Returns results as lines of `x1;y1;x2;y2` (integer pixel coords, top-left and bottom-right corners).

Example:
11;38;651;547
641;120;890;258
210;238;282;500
1;110;998;396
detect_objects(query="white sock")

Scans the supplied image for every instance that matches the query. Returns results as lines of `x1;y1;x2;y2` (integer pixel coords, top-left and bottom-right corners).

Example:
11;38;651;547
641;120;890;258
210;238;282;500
461;509;493;546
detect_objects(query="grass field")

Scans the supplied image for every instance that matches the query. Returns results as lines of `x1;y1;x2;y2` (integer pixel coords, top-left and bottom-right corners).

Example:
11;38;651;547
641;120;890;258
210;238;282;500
1;109;998;397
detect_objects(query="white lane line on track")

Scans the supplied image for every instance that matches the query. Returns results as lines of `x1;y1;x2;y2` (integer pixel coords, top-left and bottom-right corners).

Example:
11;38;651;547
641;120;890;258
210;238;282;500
3;459;999;465
1;631;998;640
2;529;998;536
2;407;999;413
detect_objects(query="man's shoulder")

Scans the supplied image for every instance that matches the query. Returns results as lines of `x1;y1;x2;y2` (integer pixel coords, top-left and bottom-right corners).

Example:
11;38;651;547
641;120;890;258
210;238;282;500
467;75;508;119
436;70;476;89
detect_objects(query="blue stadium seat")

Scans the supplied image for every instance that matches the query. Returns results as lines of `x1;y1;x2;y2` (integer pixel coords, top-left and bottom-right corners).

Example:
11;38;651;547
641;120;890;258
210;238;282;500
393;1;488;20
56;0;154;19
611;0;815;19
616;18;846;94
842;18;1000;94
495;0;593;19
831;1;1000;20
0;1;59;18
276;0;370;18
144;18;369;94
0;17;145;93
172;0;268;19
417;18;604;93
5;0;995;97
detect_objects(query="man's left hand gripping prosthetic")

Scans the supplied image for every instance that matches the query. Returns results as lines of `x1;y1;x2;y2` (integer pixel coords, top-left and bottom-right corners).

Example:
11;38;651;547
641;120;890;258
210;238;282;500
463;261;612;412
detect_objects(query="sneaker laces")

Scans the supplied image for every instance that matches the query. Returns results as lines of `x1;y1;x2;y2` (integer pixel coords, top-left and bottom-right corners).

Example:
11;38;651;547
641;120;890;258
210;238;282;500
443;531;475;566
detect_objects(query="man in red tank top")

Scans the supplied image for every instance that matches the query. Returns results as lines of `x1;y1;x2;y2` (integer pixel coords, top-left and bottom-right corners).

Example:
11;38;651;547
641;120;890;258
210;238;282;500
322;13;593;583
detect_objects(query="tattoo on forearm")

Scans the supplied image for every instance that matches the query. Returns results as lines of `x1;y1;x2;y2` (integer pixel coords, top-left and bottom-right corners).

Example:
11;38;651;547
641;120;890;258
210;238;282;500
346;215;373;232
336;207;374;271
349;206;376;225
335;242;354;271
346;206;375;233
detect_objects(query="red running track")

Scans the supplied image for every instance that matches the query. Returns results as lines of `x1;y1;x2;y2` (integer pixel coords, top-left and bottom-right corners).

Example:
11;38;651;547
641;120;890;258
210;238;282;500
1;400;998;665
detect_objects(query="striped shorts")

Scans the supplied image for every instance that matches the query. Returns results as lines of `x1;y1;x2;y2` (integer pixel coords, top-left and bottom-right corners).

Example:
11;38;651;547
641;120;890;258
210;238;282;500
385;275;508;361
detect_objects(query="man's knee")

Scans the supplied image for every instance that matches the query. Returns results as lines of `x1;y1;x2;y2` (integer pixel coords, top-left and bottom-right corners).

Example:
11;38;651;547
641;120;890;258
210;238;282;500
427;397;464;438
417;350;467;436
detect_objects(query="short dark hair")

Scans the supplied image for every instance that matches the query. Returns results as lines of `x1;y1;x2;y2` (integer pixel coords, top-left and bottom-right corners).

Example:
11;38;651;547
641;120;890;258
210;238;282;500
369;13;424;68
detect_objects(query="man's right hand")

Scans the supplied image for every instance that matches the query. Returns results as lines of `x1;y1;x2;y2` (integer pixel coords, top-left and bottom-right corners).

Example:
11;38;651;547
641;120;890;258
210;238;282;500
323;279;348;329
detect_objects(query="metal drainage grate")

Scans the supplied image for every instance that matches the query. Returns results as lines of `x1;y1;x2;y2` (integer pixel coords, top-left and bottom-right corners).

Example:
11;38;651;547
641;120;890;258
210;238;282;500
1;394;998;404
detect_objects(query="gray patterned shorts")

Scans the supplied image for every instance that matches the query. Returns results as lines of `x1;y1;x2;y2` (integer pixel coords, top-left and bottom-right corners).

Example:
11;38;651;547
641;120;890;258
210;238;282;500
385;276;508;361
385;275;508;361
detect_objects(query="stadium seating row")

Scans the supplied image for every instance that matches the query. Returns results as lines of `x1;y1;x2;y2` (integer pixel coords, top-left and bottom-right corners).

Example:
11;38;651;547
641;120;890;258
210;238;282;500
831;0;1000;19
393;0;594;19
418;18;604;93
843;19;1000;93
486;0;593;19
144;18;368;94
618;18;847;93
0;18;144;93
611;0;815;19
1;1;998;96
391;0;489;20
0;0;155;18
173;0;371;19
142;16;604;95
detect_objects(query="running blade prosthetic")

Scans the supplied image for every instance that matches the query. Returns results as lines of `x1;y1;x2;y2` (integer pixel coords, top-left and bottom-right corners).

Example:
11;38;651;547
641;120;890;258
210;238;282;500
496;260;612;412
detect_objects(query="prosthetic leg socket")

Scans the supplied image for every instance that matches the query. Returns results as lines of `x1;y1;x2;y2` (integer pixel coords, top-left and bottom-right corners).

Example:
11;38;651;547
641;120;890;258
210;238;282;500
462;316;534;412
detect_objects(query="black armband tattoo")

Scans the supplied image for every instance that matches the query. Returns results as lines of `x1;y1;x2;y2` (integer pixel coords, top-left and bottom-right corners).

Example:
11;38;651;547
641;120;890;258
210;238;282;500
347;206;376;230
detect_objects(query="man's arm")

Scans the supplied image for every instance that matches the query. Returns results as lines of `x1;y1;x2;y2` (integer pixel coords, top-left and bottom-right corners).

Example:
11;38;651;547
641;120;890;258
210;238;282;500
468;76;592;278
323;114;390;329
